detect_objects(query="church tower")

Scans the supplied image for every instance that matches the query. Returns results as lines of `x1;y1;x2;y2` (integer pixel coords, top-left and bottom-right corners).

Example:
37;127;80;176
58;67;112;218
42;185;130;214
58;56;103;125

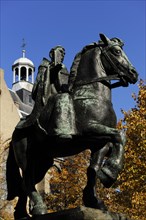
12;49;35;107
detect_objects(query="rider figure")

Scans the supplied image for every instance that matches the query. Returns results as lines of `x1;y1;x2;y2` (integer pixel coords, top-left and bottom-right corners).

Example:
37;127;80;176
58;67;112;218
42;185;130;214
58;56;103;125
16;46;69;129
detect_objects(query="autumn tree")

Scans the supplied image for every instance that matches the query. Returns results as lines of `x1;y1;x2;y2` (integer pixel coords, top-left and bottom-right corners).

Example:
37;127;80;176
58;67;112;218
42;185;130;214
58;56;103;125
116;80;146;220
99;80;146;220
45;150;90;212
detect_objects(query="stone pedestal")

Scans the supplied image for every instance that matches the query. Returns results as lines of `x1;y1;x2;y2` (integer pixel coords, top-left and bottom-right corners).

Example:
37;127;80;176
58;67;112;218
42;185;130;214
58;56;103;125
32;207;111;220
31;206;130;220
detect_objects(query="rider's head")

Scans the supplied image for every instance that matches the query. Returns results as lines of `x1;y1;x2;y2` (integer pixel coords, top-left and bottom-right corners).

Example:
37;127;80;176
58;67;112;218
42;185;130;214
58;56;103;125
49;46;65;64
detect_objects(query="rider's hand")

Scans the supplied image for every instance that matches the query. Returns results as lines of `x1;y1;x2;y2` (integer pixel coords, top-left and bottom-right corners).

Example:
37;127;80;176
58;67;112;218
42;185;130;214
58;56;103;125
55;64;62;70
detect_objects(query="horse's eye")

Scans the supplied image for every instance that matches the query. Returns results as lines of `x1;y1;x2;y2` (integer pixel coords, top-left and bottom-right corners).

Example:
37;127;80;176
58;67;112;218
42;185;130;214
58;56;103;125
117;50;121;54
114;49;121;55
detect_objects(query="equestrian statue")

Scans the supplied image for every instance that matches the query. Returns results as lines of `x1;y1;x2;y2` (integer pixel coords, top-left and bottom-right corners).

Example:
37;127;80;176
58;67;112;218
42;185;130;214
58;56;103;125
6;34;138;219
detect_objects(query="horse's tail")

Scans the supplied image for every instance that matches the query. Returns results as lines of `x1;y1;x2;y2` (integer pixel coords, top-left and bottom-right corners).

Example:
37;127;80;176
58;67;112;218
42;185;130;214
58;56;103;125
6;141;22;200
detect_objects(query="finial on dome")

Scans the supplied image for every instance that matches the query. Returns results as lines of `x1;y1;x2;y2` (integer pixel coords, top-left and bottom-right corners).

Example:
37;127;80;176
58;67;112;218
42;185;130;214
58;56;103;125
22;49;26;58
21;38;26;58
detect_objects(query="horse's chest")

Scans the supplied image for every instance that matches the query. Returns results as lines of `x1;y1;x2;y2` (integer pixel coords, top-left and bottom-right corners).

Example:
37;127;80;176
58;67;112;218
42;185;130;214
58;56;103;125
72;84;111;107
72;85;116;127
74;97;112;118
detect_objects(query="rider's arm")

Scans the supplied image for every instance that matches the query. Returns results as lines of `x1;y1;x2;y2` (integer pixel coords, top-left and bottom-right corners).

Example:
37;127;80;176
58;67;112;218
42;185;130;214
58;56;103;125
32;58;50;101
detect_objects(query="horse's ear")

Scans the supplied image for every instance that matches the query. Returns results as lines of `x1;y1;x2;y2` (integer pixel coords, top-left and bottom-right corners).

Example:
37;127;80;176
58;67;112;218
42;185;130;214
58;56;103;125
99;33;110;46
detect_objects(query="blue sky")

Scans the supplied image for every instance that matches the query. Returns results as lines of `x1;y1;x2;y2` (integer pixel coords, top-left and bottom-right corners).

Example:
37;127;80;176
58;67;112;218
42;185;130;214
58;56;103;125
0;0;146;120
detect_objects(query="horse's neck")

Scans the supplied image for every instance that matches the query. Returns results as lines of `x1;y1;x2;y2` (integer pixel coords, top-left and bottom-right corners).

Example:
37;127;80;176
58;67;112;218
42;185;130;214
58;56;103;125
74;48;107;86
72;48;112;101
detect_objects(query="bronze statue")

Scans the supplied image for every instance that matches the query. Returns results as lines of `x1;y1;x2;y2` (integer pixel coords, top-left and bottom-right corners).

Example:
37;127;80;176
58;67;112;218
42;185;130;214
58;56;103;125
6;34;138;219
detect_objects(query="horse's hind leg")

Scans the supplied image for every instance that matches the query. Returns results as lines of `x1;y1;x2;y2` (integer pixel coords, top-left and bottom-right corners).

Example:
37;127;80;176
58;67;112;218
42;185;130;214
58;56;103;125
14;191;29;220
12;135;30;219
13;134;47;216
22;156;48;216
83;143;111;211
7;139;29;220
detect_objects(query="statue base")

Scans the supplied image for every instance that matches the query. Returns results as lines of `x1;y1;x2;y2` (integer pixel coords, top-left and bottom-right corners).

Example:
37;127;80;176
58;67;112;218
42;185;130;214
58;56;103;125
30;206;130;220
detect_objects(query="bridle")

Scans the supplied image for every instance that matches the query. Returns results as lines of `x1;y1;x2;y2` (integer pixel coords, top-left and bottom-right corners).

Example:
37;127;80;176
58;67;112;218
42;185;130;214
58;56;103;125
102;49;123;76
74;44;128;89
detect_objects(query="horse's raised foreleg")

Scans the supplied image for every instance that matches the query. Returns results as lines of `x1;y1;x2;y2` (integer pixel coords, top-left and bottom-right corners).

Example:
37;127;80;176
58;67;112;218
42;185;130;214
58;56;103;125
83;130;126;211
85;122;121;141
96;131;126;188
83;143;110;211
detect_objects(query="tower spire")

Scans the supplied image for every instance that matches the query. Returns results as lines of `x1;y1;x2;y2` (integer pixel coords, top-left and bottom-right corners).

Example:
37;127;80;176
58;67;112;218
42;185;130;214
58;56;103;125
21;38;26;58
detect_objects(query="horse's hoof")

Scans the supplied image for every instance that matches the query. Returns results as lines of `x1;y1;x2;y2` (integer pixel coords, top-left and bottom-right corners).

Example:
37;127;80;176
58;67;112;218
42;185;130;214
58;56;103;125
84;198;108;212
14;215;31;220
108;211;130;220
15;218;31;220
30;204;48;216
14;211;31;220
83;187;108;212
29;192;48;216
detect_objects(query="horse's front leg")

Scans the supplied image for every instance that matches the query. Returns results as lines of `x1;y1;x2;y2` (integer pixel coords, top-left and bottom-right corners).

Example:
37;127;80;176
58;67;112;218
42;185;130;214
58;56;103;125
97;131;126;188
83;144;111;211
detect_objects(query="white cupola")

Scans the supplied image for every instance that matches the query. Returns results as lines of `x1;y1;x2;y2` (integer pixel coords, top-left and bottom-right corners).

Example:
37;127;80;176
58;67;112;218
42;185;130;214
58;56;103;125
11;49;35;107
12;49;35;92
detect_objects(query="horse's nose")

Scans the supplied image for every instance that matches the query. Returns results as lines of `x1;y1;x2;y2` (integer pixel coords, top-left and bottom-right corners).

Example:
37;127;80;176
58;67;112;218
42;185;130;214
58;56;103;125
129;68;138;83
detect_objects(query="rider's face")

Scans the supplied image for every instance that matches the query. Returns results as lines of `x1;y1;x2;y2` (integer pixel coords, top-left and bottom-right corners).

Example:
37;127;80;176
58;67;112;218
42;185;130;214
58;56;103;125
55;48;65;64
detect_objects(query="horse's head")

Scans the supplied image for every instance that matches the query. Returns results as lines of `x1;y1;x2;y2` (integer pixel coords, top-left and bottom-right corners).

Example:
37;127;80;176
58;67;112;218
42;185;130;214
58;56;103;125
99;34;138;86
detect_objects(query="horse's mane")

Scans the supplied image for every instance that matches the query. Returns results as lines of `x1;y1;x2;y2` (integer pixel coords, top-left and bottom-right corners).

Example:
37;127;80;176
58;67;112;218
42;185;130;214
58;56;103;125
81;42;99;54
69;42;101;88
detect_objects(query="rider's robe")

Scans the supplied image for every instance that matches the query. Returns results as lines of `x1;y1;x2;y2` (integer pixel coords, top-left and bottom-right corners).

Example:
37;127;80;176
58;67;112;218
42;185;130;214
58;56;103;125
39;92;76;137
16;57;77;138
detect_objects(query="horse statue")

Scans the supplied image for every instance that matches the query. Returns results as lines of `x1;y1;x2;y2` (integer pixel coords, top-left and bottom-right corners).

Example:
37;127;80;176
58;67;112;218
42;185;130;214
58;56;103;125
6;34;138;220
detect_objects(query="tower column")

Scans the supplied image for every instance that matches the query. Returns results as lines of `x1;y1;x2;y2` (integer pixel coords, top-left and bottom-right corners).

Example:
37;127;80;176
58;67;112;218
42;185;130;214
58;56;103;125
13;69;15;83
32;70;34;83
18;66;21;81
26;67;29;81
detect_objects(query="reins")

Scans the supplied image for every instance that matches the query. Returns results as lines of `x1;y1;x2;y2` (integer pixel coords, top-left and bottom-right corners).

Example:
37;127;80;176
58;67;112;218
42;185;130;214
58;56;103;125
73;45;127;89
73;74;120;88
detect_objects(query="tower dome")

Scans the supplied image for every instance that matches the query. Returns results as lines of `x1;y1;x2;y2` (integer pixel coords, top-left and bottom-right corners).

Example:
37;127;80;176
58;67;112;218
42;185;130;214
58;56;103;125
13;57;34;67
12;50;35;92
13;49;34;67
11;49;35;109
